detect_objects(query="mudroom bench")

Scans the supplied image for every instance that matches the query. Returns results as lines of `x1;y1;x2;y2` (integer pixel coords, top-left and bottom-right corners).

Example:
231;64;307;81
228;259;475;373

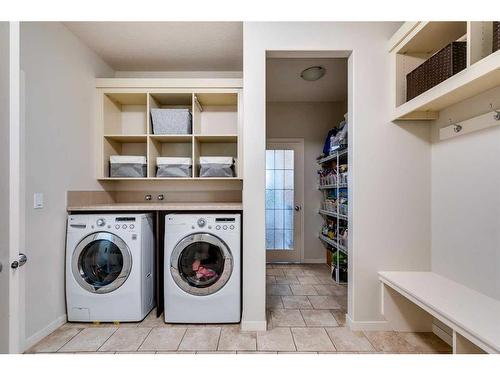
379;271;500;354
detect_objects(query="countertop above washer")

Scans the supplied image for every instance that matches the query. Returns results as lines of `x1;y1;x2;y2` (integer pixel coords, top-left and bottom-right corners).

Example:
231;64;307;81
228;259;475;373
67;202;243;212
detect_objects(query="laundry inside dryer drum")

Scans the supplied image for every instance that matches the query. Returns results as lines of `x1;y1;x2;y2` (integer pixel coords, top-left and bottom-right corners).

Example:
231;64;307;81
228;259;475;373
178;241;224;288
79;239;124;288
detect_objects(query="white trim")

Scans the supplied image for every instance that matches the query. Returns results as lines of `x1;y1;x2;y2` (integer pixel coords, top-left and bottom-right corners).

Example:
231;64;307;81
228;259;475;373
96;78;243;89
240;320;267;332
24;314;67;352
346;314;392;332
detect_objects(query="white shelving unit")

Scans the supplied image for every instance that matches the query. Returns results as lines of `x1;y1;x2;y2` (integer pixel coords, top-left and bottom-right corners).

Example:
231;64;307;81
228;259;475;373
390;21;500;121
95;79;243;181
317;146;348;284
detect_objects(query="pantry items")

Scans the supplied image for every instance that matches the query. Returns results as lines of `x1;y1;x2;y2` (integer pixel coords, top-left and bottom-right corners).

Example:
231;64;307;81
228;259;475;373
199;156;235;177
150;108;192;134
156;157;192;178
109;155;147;178
330;119;348;152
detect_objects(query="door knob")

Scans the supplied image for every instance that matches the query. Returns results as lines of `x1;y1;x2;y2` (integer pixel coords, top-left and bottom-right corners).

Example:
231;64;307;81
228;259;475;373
294;205;302;211
11;253;27;269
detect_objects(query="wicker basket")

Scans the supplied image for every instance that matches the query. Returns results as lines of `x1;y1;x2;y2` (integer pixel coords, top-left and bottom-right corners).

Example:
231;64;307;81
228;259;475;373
493;22;500;53
406;41;467;101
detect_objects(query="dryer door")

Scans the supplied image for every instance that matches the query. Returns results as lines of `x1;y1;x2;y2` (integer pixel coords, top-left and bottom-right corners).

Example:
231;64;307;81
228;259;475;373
72;232;132;294
170;233;233;296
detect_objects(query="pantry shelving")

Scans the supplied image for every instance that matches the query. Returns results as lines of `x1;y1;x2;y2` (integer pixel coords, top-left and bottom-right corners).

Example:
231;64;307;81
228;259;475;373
95;80;243;181
317;118;349;284
390;21;500;121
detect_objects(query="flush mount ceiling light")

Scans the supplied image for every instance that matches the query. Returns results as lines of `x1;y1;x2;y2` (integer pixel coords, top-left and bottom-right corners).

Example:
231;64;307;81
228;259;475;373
300;66;326;81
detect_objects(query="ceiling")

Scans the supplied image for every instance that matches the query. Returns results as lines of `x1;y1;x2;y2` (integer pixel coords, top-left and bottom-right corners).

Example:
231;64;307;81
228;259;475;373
64;22;243;71
266;58;347;102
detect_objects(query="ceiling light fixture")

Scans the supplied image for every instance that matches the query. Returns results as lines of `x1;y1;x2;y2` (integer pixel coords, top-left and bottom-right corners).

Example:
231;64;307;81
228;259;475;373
300;66;326;81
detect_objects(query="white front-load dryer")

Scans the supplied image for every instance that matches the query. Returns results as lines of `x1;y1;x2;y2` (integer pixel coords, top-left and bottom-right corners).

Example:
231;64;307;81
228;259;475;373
164;213;241;323
66;213;155;322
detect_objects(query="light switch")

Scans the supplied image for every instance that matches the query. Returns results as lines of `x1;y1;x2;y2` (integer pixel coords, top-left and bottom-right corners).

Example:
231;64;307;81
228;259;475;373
34;193;44;209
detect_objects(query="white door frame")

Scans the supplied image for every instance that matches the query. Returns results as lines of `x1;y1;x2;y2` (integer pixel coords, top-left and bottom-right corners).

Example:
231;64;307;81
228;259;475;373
265;138;305;263
2;21;22;354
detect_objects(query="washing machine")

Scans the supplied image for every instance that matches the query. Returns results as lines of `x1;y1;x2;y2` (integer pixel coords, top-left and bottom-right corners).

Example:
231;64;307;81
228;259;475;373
164;213;241;323
66;213;155;322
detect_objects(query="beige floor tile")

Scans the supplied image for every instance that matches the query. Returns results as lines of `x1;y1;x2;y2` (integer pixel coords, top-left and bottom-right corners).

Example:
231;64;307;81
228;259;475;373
266;276;276;284
364;331;418;353
313;284;345;296
297;276;319;285
291;328;336;352
137;310;165;328
270;309;306;327
326;327;375;352
27;327;82;353
139;327;186;351
266;269;285;277
218;326;257;351
398;332;451;353
290;284;318;296
278;351;319;354
257;327;296;351
178;327;221;351
282;296;313;309
59;327;117;352
331;311;347;326
314;277;337;285
156;351;196;354
266;295;284;309
237;351;278;354
99;327;151;352
308;296;341;309
197;351;237;354
275;275;300;284
267;284;293;296
300;310;339;327
115;351;156;354
283;269;306;277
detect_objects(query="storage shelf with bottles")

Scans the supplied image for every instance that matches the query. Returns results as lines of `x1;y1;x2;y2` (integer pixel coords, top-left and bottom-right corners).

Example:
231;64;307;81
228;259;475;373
96;86;242;181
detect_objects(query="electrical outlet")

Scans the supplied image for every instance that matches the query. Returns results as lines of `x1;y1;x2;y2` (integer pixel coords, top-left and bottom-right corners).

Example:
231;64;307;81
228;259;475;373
34;192;44;209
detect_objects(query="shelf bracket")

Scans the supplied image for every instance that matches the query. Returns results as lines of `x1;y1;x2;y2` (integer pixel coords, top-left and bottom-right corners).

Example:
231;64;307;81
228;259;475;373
194;95;203;112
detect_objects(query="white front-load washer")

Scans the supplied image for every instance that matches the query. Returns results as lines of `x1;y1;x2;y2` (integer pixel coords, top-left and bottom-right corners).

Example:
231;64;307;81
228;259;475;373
66;213;155;322
164;213;241;323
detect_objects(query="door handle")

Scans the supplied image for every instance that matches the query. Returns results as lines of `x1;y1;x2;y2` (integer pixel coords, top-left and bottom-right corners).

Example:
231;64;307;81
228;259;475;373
11;253;27;269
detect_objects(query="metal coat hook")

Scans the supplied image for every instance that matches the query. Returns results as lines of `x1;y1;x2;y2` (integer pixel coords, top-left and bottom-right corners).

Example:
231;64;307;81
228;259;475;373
489;103;500;121
453;124;463;133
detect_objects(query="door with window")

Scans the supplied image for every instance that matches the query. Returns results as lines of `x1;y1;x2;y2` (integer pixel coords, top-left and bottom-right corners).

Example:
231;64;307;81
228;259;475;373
265;139;304;263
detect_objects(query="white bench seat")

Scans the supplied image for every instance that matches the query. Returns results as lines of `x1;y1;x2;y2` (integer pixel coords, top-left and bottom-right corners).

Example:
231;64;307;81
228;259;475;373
379;271;500;354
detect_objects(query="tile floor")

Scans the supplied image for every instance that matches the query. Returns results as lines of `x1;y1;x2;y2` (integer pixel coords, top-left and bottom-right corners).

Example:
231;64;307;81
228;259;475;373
25;263;451;354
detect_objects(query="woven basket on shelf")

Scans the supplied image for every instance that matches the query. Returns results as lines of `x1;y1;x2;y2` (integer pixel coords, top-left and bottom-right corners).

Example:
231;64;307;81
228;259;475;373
406;41;467;101
493;22;500;53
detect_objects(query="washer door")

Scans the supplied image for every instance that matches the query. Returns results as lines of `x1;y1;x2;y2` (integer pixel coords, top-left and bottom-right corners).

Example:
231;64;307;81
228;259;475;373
72;232;132;294
170;233;233;296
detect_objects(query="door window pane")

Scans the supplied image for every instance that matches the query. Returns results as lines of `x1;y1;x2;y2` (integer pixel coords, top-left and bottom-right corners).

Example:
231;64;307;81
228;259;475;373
265;149;294;250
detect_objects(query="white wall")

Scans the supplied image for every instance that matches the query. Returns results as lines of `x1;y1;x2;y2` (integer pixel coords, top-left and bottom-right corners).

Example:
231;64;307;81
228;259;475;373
243;22;432;330
20;22;113;347
266;102;346;262
431;85;500;301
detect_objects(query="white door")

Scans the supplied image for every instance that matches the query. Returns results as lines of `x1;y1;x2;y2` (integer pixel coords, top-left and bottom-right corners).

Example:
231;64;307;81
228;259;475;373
0;22;22;354
265;139;304;263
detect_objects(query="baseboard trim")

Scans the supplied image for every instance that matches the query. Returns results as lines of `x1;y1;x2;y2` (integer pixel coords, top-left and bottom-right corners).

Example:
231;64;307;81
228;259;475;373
24;314;67;351
240;320;267;331
346;314;392;331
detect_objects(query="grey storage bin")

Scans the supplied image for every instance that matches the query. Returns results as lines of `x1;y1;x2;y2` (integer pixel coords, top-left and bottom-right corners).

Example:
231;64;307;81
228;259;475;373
156;157;192;177
150;108;192;134
110;155;147;178
199;156;234;177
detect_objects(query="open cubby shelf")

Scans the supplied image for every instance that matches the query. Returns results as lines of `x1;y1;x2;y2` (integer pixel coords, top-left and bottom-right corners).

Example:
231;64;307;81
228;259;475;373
391;21;500;121
98;89;242;180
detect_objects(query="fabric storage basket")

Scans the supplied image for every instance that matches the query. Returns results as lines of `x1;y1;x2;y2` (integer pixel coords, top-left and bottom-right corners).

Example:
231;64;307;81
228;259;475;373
406;41;466;101
493;22;500;53
199;156;234;177
110;155;147;177
150;108;192;134
156;157;192;177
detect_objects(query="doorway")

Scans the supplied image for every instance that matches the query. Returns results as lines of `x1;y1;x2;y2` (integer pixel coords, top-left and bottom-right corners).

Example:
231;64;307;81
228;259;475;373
265;139;304;263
